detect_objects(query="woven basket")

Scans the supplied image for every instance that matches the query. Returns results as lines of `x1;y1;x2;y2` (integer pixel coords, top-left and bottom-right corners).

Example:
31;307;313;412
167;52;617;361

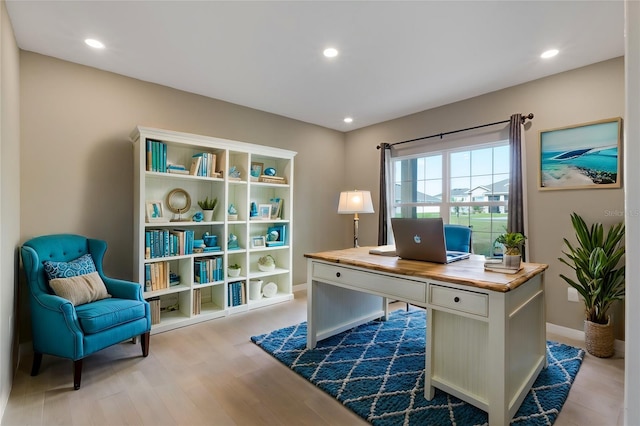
584;318;614;358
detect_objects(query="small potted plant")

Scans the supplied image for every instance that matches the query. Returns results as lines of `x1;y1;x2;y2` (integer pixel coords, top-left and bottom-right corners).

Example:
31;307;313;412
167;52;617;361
258;255;276;272
494;232;526;269
227;263;241;277
198;196;218;222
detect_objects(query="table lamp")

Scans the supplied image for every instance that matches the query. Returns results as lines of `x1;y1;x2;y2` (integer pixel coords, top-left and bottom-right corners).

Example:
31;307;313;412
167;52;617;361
338;190;374;247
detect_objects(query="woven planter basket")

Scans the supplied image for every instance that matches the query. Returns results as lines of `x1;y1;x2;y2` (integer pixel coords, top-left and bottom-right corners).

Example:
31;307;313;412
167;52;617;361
584;318;614;358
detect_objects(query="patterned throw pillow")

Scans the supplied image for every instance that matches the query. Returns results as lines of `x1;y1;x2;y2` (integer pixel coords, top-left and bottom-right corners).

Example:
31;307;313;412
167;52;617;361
43;253;97;280
43;254;111;306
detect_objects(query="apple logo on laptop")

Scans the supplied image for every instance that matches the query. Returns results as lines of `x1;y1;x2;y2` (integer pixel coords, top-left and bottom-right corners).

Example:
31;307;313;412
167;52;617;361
413;235;421;244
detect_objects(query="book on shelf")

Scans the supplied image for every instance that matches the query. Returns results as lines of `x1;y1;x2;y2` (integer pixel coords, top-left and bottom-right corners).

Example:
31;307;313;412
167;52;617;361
145;261;169;291
167;164;189;175
145;139;167;173
189;156;202;176
191;152;217;177
148;297;161;325
193;288;201;315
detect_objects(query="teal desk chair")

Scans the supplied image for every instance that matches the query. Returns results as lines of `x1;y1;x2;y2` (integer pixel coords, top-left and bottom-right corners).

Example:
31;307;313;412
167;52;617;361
444;224;473;253
21;234;151;390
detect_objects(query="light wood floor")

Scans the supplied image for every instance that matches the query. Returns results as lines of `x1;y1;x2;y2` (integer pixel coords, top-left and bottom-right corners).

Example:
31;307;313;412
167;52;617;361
2;290;624;426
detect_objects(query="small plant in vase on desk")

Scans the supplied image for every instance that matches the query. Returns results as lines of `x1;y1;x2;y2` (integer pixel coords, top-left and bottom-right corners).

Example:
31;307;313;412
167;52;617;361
485;232;526;273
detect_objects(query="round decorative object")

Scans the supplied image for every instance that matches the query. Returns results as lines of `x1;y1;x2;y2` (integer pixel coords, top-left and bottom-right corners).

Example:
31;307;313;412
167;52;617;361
268;230;279;242
262;282;277;298
166;188;191;221
264;167;276;176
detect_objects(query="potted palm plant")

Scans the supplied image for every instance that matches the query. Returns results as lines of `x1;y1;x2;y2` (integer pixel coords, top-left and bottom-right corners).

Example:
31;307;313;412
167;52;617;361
558;212;625;358
494;232;526;269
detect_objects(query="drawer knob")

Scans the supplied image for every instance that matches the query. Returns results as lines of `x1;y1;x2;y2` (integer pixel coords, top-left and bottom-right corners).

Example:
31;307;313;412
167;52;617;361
336;272;341;278
454;296;460;303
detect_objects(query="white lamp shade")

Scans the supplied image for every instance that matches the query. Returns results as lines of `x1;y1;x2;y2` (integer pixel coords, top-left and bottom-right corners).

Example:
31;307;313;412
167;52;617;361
337;190;374;214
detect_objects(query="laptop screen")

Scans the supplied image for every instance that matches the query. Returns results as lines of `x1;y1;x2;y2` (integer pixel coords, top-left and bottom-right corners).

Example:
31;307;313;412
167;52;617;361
390;218;470;264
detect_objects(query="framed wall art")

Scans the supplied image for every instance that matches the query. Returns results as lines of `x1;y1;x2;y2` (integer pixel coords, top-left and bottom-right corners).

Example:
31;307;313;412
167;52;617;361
539;117;622;190
145;200;165;222
251;236;266;248
258;204;272;220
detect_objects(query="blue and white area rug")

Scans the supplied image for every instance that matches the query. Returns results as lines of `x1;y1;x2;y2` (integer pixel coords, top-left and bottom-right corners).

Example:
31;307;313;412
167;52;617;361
251;309;584;426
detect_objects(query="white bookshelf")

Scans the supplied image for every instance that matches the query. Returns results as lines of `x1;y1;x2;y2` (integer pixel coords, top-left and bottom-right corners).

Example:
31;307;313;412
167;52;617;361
131;126;296;333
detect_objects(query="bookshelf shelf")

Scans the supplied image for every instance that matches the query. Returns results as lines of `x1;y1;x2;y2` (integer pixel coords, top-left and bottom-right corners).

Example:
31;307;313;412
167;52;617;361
132;126;296;333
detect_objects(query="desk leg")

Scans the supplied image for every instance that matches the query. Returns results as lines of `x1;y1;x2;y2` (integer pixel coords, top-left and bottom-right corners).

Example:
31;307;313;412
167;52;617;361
307;278;318;349
424;307;435;400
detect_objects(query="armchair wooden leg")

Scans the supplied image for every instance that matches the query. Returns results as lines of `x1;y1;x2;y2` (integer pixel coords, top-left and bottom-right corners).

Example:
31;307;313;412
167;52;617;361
73;359;83;390
141;332;150;357
31;352;42;376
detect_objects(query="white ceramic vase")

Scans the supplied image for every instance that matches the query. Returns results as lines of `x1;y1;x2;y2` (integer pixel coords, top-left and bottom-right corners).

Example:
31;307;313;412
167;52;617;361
202;209;214;222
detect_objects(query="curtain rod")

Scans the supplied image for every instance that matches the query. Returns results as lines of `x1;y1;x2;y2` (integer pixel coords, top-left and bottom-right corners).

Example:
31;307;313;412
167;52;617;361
376;113;534;149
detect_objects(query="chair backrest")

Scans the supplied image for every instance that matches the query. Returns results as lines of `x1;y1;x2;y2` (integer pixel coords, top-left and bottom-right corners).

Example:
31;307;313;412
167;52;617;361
443;224;472;253
21;234;100;297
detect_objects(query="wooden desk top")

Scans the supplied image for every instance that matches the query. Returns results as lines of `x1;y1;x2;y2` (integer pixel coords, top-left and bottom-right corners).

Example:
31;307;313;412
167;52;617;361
304;247;548;293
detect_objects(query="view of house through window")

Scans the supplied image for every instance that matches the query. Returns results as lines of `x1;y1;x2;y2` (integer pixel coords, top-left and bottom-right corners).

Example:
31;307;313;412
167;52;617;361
392;141;510;256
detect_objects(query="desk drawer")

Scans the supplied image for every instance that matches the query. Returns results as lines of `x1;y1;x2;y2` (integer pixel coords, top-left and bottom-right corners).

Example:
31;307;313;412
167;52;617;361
312;262;426;303
429;284;488;317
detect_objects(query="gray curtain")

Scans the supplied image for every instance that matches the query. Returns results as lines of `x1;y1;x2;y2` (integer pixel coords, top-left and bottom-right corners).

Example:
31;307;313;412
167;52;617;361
507;113;526;259
378;143;389;245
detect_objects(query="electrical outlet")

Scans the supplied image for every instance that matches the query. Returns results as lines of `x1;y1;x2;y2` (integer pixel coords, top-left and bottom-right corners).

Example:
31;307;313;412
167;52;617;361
567;287;579;302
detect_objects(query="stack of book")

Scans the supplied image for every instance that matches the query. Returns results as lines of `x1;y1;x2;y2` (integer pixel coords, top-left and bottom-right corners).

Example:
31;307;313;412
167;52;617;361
228;281;246;307
190;152;218;177
146;139;167;172
483;258;522;274
259;175;286;184
194;257;224;284
145;229;195;258
145;261;169;291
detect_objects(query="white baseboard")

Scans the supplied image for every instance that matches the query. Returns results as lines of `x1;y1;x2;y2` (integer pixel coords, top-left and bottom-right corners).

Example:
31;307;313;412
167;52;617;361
293;283;307;293
546;322;625;357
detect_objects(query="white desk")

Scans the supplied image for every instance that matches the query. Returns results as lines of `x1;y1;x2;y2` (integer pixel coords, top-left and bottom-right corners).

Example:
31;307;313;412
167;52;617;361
305;248;548;426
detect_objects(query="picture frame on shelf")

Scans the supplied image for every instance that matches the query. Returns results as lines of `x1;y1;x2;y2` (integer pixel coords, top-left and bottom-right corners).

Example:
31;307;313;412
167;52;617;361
146;200;165;222
266;224;286;247
258;204;272;220
251;236;266;248
250;162;264;181
539;117;622;190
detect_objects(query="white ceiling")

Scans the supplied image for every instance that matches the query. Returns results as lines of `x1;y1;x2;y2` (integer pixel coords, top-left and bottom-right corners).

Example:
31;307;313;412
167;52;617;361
5;1;625;131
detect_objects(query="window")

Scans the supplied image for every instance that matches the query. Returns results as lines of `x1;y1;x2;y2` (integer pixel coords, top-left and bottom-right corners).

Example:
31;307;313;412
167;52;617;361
392;141;509;256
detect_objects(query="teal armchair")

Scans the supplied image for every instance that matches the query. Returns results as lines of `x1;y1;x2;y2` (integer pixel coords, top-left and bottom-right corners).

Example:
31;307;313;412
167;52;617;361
21;234;151;390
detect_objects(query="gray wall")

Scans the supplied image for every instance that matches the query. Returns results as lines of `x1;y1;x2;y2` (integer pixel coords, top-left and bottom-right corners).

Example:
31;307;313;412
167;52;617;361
345;57;625;338
0;0;21;416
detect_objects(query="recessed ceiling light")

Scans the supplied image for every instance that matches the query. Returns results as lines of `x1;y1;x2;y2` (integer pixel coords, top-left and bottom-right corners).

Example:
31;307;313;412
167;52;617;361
344;117;353;123
541;49;559;59
323;48;338;58
85;39;105;49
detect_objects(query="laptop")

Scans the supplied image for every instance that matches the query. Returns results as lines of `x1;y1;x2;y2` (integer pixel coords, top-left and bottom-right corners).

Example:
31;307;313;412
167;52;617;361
390;217;471;264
